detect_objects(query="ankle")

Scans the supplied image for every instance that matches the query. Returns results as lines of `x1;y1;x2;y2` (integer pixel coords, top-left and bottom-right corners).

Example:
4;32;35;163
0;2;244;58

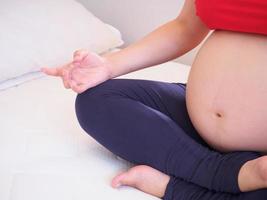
238;156;267;192
256;156;267;186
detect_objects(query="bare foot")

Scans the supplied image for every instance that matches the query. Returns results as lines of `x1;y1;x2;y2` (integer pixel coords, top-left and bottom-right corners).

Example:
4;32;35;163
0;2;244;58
239;155;267;192
111;165;170;198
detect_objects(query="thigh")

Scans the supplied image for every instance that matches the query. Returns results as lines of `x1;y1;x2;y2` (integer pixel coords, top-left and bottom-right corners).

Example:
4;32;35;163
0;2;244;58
77;78;207;145
112;78;206;144
75;79;260;192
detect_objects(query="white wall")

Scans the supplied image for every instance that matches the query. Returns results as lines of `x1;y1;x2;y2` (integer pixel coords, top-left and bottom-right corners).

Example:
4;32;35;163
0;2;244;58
77;0;205;66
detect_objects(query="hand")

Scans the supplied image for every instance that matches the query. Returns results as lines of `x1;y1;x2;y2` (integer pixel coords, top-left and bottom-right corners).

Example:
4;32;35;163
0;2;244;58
41;49;113;94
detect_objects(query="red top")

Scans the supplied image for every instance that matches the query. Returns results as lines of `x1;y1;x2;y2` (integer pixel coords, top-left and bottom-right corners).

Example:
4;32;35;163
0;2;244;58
195;0;267;35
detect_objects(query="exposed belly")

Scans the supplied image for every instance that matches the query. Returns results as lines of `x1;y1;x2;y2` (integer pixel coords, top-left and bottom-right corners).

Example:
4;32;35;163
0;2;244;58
186;30;267;152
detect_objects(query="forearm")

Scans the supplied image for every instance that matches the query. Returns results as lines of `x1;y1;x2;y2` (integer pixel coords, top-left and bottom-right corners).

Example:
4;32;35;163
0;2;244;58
104;19;206;78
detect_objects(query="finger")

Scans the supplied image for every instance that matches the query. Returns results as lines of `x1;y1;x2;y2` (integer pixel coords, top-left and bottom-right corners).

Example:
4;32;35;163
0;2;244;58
70;81;89;94
72;61;81;68
79;52;103;68
41;67;61;77
69;67;86;81
73;49;89;63
62;70;71;89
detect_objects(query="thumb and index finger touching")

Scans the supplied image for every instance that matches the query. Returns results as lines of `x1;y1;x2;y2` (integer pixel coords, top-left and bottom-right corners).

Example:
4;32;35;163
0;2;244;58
73;50;102;68
73;49;89;64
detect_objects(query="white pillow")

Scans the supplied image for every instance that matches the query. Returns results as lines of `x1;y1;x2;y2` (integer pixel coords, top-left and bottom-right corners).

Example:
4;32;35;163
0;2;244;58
0;0;123;86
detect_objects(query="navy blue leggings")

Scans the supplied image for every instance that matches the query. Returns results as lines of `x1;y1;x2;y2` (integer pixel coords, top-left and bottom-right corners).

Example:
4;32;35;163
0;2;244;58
75;78;267;199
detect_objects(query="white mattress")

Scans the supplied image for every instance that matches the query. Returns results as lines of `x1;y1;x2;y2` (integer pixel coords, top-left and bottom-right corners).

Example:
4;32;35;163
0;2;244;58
0;61;190;200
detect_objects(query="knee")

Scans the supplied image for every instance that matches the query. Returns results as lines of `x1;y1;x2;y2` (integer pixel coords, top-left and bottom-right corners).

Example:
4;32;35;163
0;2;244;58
75;93;94;134
75;78;116;105
74;79;119;132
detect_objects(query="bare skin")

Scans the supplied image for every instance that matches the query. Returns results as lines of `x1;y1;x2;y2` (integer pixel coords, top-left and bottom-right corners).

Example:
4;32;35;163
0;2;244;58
111;165;170;198
111;155;267;198
186;30;267;152
42;50;267;195
41;0;267;197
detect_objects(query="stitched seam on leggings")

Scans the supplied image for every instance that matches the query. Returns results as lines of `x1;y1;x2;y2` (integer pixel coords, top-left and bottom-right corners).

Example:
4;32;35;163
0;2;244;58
102;82;179;122
190;151;214;190
138;84;168;113
128;83;176;123
102;89;139;100
150;83;187;128
165;136;199;178
166;83;189;131
110;84;160;110
153;92;174;121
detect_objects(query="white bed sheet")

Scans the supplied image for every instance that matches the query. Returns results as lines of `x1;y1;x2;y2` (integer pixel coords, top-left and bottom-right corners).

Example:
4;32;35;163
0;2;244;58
0;61;190;200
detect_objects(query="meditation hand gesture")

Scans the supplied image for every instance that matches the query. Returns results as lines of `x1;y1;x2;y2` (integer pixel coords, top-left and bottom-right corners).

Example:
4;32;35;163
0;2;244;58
41;50;112;94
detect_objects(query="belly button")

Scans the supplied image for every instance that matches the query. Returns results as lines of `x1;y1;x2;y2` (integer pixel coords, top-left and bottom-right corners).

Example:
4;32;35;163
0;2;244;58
215;113;222;118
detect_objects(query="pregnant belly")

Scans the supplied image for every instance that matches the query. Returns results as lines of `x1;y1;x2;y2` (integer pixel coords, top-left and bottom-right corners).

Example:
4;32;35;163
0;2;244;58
186;30;267;152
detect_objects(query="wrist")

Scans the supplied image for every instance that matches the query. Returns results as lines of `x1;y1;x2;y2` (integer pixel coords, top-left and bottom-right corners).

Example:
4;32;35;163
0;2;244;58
102;53;118;79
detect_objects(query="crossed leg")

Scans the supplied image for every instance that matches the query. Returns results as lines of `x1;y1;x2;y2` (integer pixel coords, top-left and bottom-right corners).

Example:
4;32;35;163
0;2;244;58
75;78;267;199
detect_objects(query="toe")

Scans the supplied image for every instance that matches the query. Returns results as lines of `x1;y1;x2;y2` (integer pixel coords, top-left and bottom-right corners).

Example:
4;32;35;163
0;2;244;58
111;165;170;198
111;172;125;188
111;171;134;188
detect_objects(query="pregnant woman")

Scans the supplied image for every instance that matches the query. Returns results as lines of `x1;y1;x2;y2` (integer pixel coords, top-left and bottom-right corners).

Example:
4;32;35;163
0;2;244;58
42;0;267;199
